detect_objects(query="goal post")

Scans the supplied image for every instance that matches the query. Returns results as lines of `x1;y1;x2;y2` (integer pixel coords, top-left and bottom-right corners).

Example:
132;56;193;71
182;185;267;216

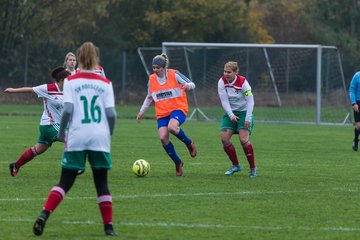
159;42;351;125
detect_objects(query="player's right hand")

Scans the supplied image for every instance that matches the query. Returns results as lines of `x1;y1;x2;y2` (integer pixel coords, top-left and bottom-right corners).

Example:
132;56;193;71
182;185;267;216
136;112;144;123
230;115;239;123
353;104;359;112
4;88;14;93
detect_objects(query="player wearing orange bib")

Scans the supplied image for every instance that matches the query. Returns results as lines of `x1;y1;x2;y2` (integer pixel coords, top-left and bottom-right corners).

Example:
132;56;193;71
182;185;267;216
137;53;197;176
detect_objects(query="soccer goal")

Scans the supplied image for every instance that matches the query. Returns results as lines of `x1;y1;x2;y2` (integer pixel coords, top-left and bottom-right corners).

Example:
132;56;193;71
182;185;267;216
138;43;351;125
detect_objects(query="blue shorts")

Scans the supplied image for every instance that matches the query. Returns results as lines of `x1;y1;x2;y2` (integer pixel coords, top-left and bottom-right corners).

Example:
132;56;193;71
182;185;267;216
157;110;186;128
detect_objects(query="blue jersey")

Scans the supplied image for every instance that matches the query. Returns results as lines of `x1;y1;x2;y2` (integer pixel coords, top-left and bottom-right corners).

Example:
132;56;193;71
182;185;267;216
349;71;360;104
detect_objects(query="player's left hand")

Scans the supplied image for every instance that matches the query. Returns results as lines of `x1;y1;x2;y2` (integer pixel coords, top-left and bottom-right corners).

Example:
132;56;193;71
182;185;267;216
136;112;144;123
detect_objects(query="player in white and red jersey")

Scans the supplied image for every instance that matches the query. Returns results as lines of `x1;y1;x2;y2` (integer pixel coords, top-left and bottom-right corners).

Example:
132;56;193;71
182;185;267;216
75;46;106;77
4;67;71;177
33;42;117;237
64;52;77;75
218;61;257;177
95;65;106;77
75;65;106;77
62;70;114;152
94;45;106;78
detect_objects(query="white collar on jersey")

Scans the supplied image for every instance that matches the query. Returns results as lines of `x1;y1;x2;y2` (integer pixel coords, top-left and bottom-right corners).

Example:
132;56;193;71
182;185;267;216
78;69;97;73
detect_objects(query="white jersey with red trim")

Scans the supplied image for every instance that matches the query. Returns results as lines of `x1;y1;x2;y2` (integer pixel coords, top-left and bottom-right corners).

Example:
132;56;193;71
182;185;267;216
75;66;106;78
32;83;63;129
218;75;254;122
63;70;115;152
95;65;106;78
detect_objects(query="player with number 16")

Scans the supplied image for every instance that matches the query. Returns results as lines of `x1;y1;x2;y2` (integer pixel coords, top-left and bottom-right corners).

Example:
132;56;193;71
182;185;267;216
33;42;117;236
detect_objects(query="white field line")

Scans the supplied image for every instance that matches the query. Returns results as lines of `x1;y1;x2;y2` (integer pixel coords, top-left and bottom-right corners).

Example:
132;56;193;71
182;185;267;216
0;161;355;168
0;218;359;232
0;190;325;202
0;188;358;202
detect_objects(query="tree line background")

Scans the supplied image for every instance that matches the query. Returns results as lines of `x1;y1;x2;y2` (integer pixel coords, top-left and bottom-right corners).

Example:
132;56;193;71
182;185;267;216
1;0;359;104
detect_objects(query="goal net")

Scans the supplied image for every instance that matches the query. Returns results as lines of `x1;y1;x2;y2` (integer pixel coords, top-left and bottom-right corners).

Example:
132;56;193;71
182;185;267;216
138;42;351;125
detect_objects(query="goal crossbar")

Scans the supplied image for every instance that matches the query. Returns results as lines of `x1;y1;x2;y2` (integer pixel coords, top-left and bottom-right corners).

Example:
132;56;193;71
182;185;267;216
162;42;338;50
160;42;350;125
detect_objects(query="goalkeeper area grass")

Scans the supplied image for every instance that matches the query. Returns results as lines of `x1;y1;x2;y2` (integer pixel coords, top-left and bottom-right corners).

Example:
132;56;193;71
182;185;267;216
0;105;359;240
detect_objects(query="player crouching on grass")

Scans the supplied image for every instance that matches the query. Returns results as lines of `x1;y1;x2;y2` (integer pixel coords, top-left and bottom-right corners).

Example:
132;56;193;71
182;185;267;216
218;61;257;177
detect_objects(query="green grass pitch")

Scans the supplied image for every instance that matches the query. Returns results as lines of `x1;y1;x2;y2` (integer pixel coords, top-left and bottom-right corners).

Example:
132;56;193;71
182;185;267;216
0;106;359;239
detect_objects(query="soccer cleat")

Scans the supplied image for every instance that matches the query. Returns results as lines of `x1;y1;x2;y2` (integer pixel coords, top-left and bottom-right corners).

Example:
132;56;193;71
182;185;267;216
104;224;116;236
33;216;47;236
9;163;19;177
225;165;241;175
105;229;116;236
77;169;85;175
186;141;197;158
33;210;49;236
352;139;359;151
176;161;184;176
249;168;257;178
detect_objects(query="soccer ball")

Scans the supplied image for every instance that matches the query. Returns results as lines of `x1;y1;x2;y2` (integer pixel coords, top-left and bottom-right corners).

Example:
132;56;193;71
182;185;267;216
132;159;150;177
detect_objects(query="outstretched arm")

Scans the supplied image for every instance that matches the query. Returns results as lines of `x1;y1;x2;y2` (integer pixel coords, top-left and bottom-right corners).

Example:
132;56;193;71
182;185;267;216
4;87;34;94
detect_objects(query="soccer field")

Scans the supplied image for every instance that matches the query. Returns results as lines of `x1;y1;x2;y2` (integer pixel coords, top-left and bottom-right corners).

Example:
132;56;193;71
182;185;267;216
0;110;359;239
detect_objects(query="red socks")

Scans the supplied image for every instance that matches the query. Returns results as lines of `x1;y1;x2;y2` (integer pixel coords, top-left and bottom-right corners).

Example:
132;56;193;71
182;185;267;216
43;186;65;212
224;143;239;166
242;142;256;169
15;147;37;169
224;142;256;169
98;195;113;224
42;187;113;225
